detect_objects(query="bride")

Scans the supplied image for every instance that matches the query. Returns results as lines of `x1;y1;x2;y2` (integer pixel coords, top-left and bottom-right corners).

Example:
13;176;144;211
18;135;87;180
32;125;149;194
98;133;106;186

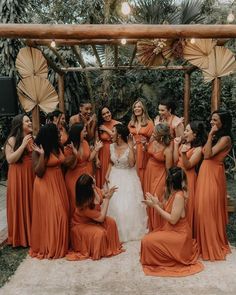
105;123;147;242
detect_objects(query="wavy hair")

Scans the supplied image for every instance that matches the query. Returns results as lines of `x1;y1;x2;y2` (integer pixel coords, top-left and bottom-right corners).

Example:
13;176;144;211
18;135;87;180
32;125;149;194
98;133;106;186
76;174;95;209
165;167;187;200
129;99;151;127
189;121;207;148
154;123;171;146
211;110;233;146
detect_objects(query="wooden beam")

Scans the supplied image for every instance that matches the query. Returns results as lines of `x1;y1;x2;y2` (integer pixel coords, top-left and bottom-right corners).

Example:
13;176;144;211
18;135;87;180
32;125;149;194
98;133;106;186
2;24;236;39
32;105;40;135
129;45;137;66
72;46;86;68
57;74;65;113
61;65;194;72
48;46;68;67
26;39;138;46
114;45;118;67
211;77;221;112
40;50;64;75
183;72;191;125
91;45;103;67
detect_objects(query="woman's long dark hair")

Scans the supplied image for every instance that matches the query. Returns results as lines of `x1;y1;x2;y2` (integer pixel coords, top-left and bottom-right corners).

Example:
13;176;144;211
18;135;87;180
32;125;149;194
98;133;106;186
65;122;84;149
4;114;27;163
189;121;207;148
165;167;187;200
114;123;129;143
97;105;111;127
76;174;95;209
159;96;176;115
46;109;62;123
34;123;61;159
211;110;233;146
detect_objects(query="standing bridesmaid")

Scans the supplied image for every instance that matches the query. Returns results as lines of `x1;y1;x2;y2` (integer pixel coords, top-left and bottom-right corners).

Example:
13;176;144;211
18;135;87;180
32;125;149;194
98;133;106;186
194;110;232;261
30;124;69;259
143;123;173;231
141;167;204;277
154;96;184;138
128;99;154;185
64;123;103;217
5;114;34;247
95;106;119;188
174;121;207;233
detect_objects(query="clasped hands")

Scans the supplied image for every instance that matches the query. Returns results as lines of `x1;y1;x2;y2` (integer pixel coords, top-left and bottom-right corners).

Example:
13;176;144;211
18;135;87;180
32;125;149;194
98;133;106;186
142;192;163;208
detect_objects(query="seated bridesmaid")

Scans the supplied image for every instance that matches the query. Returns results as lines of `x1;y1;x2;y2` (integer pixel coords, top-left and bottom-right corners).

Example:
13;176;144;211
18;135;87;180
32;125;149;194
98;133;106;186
67;174;124;261
141;167;204;277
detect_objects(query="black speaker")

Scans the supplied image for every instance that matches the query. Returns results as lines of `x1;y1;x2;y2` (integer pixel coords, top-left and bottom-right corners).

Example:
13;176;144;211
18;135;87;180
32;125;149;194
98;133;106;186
0;77;18;116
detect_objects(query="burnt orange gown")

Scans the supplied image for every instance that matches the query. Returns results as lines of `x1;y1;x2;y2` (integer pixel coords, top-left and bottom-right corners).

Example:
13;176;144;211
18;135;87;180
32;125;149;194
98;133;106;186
141;191;204;277
65;140;93;218
7;143;34;247
128;120;154;185
194;146;231;261
177;147;199;233
67;188;123;261
96;120;119;188
143;142;166;232
30;151;69;259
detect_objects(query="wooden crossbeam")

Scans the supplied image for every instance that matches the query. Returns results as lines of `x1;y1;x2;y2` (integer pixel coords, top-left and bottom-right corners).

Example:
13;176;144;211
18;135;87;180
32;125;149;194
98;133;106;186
2;24;236;39
61;65;194;72
72;45;86;68
26;39;138;45
48;46;69;68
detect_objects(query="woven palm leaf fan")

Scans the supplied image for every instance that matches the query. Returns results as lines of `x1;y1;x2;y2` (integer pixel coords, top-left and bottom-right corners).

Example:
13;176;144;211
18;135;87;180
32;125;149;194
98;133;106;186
202;46;236;83
16;47;48;79
17;76;59;113
137;39;166;66
183;39;217;69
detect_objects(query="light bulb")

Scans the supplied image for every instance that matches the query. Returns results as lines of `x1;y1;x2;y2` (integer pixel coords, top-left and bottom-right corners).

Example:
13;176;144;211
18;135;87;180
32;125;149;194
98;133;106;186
190;38;196;44
227;13;235;23
50;40;56;48
121;38;127;45
121;2;131;15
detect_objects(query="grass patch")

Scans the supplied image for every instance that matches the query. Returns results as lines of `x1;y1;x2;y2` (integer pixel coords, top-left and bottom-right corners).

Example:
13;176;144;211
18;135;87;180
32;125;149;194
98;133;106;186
0;245;28;288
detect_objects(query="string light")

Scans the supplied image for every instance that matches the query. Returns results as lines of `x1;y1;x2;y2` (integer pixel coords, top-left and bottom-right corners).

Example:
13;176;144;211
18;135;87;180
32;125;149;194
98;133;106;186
227;11;235;23
121;38;127;45
121;2;131;15
50;40;56;48
190;38;196;44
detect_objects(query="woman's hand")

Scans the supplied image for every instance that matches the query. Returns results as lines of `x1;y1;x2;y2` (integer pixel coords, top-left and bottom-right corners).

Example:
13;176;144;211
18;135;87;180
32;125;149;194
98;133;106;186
104;185;118;199
174;136;182;146
143;192;163;207
31;143;44;155
209;125;218;136
22;134;33;148
181;143;191;153
95;158;101;168
94;140;103;152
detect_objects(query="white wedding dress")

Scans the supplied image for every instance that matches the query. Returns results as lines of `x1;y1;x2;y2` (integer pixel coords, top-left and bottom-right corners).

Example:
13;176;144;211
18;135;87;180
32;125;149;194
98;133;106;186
107;143;147;242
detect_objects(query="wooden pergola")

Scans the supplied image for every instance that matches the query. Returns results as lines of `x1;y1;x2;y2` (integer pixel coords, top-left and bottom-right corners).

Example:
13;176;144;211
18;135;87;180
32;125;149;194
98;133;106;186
1;23;236;125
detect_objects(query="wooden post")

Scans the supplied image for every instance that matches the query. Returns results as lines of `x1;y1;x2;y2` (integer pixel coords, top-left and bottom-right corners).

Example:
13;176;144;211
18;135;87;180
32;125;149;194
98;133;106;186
58;74;65;113
32;105;40;135
183;72;191;126
211;77;221;112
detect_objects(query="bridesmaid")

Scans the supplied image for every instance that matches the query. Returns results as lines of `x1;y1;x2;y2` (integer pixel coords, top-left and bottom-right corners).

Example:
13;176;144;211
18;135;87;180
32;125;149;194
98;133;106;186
64;123;103;217
128;99;154;185
143;123;173;232
194;110;232;261
67;174;123;261
95;106;119;188
30;123;69;259
174;121;207;233
141;167;204;277
154;96;184;138
5;114;34;247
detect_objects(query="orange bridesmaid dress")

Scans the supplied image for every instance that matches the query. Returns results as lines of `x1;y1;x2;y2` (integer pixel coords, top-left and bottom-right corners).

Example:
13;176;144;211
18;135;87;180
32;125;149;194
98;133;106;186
30;151;69;259
96;119;119;188
67;188;123;261
141;191;204;277
194;147;231;261
155;114;183;138
177;147;199;233
65;140;93;217
7;143;34;247
128;120;154;185
143;142;166;232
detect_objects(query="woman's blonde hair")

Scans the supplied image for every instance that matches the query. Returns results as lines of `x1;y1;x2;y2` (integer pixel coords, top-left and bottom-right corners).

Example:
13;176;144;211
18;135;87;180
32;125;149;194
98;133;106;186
154;123;171;146
129;99;151;127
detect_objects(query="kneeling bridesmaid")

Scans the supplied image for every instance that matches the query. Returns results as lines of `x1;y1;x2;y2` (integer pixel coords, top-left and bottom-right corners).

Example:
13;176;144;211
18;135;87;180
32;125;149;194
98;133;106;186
67;174;124;261
141;167;204;277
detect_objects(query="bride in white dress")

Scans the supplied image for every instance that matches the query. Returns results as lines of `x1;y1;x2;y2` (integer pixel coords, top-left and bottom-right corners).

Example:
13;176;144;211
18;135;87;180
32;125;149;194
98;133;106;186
105;124;147;242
